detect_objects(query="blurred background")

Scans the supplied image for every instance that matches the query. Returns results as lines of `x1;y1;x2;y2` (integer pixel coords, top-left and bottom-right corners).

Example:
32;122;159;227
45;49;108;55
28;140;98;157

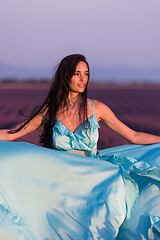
0;0;160;149
1;0;160;82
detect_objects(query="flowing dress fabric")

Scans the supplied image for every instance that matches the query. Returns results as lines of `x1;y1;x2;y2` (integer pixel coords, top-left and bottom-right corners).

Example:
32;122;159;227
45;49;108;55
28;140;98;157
0;100;160;240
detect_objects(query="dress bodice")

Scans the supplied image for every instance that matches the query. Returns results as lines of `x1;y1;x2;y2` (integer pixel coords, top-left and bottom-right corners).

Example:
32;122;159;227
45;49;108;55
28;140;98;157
52;100;100;154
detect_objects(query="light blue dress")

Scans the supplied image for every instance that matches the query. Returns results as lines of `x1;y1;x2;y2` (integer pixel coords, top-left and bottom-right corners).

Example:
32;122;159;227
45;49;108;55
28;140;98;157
0;100;160;239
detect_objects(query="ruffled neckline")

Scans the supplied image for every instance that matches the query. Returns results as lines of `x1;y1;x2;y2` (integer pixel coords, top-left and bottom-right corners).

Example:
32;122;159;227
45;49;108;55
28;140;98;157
53;114;100;137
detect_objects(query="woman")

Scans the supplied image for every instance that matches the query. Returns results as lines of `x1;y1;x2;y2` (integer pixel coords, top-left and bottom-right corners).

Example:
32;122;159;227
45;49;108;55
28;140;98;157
0;54;160;239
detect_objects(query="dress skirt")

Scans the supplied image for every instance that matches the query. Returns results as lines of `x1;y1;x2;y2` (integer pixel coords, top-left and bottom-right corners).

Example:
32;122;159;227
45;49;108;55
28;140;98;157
0;140;160;240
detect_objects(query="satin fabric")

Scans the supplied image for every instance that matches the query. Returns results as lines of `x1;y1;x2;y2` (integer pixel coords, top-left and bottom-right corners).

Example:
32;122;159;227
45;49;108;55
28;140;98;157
0;141;160;239
53;100;100;157
0;101;160;239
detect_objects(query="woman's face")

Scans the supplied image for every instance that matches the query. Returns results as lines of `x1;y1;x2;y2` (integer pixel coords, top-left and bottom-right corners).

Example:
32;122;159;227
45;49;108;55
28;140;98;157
69;61;89;94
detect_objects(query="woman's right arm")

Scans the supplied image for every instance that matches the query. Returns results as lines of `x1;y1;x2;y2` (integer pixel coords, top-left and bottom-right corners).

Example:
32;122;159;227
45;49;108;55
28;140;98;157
0;112;45;141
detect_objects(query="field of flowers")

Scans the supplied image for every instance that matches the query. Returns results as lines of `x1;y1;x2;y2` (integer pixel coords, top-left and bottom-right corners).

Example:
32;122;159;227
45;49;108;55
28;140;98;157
1;83;160;149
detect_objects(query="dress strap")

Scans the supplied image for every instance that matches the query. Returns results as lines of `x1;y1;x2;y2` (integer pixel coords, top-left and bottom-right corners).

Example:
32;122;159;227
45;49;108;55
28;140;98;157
91;100;94;115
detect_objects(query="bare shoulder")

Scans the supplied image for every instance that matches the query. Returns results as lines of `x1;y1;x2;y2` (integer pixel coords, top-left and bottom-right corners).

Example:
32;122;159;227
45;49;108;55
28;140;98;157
93;99;109;111
93;99;106;108
92;100;111;121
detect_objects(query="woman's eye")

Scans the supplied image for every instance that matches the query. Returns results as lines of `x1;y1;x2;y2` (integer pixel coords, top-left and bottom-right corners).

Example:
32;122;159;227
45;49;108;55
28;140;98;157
73;72;89;76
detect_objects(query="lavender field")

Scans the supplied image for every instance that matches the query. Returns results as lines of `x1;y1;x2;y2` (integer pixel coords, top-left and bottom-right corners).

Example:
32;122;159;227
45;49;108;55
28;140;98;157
1;83;160;149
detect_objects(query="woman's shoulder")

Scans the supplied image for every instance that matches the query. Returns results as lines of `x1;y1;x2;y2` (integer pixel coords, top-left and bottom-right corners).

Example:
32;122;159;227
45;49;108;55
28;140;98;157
87;99;104;105
87;99;108;109
92;99;108;109
88;99;110;120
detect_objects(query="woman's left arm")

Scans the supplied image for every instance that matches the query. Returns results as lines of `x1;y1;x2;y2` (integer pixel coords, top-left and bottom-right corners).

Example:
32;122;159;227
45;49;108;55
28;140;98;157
94;100;160;145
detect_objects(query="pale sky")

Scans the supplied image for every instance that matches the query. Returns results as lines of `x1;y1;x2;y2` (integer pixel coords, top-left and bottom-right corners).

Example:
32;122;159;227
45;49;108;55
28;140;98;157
1;0;160;80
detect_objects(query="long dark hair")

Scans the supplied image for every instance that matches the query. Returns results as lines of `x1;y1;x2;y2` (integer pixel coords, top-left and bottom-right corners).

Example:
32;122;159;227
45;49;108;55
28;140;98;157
10;54;90;149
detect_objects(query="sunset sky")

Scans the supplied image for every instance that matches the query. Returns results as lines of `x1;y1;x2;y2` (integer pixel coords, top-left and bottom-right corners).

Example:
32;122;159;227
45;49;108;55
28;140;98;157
1;0;160;81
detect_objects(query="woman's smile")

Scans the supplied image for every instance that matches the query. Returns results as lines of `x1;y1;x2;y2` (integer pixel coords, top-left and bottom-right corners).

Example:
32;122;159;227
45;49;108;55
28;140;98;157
77;83;86;88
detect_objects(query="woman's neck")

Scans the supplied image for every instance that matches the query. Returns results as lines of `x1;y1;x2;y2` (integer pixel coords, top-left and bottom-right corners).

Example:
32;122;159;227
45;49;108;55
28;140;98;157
67;92;80;105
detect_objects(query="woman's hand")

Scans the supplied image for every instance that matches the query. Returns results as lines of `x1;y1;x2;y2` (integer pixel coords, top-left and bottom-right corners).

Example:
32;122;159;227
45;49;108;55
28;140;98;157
94;100;160;145
0;112;44;141
0;129;13;141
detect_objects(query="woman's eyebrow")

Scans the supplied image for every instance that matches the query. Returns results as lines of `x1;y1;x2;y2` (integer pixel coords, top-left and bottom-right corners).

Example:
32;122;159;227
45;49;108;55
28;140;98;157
75;70;89;72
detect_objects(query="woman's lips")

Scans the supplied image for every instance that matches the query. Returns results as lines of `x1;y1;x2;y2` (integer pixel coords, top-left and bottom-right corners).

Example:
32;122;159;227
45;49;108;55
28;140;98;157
78;83;85;87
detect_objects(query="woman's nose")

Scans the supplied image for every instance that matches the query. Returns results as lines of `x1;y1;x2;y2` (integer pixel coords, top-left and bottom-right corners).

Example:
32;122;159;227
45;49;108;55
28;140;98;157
80;74;85;81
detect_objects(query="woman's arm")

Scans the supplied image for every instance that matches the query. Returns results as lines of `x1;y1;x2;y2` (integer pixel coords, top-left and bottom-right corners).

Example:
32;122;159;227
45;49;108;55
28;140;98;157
94;100;160;145
0;112;44;141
